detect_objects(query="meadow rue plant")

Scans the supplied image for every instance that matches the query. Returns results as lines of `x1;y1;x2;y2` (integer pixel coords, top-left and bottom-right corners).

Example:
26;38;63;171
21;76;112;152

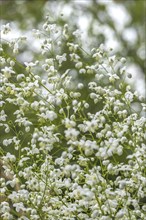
0;17;146;220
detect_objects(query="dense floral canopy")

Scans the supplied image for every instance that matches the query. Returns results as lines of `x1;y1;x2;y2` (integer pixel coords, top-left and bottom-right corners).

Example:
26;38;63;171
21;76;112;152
0;1;146;220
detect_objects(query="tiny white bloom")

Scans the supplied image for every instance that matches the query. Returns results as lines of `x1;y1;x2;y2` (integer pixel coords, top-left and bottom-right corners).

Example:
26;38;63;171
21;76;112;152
46;110;57;121
125;91;133;102
56;53;67;66
1;23;11;34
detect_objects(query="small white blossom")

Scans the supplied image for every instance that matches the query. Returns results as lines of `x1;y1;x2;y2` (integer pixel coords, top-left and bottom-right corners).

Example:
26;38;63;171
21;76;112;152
125;91;134;102
13;202;25;212
65;128;80;140
1;23;11;34
46;110;57;121
56;53;67;66
24;61;39;71
75;62;83;69
115;209;125;218
1;66;15;78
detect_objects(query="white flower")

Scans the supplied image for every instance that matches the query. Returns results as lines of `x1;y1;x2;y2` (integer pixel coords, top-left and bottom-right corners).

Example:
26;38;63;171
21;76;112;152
84;120;97;133
24;61;39;71
0;110;7;122
0;201;10;213
65;128;80;140
1;66;15;78
43;23;57;32
31;101;39;111
125;91;134;102
120;57;126;64
90;93;97;100
63;118;76;128
115;209;125;218
6;179;16;188
56;53;67;66
79;68;86;74
108;73;120;83
75;62;83;69
84;102;89;109
46;110;57;121
13;202;25;212
77;83;84;89
3;153;16;162
1;23;11;34
86;65;95;74
1;213;13;219
3;139;12;146
17;74;25;81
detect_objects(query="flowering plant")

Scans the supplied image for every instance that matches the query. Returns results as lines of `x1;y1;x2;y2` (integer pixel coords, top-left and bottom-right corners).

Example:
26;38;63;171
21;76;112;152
0;16;146;220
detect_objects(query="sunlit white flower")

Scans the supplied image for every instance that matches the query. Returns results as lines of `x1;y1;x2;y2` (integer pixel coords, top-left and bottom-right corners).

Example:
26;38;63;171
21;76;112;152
13;202;25;212
24;61;39;71
65;128;79;140
46;110;57;121
56;53;67;66
1;66;15;78
1;23;11;34
125;91;134;102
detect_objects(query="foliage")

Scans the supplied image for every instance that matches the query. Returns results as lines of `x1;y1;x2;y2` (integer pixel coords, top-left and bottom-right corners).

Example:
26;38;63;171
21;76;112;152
0;14;146;220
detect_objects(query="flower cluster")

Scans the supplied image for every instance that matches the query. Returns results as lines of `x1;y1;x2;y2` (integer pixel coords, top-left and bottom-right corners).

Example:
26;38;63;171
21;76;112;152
0;18;146;220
